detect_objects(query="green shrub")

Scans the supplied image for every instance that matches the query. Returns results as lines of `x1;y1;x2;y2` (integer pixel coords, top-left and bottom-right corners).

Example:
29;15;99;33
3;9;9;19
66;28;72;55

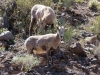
16;0;53;15
64;25;73;41
62;0;74;8
0;28;7;34
0;46;5;52
75;0;84;3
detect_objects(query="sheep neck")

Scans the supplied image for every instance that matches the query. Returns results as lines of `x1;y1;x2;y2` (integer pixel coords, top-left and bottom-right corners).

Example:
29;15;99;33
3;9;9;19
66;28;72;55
56;31;61;41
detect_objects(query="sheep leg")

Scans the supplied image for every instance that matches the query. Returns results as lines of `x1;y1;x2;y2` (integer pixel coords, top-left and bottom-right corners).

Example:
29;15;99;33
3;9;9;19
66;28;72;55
29;17;36;36
50;50;54;65
46;48;55;67
44;25;48;32
27;47;34;54
49;48;55;65
51;24;54;29
46;48;51;67
5;44;9;51
27;50;33;54
34;24;39;34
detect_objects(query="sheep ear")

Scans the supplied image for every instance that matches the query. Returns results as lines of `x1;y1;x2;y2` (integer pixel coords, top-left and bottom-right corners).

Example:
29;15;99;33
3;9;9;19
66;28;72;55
56;26;59;30
65;28;68;32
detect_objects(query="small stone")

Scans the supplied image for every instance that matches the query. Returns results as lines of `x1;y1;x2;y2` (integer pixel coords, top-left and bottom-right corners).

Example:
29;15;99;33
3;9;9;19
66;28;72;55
68;42;86;57
91;58;98;64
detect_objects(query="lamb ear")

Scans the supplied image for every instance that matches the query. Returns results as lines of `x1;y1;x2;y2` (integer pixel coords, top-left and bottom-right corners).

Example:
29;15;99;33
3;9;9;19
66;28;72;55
65;28;68;32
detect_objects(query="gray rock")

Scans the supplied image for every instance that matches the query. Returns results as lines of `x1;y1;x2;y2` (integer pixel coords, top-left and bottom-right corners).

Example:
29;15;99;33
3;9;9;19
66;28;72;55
91;58;98;64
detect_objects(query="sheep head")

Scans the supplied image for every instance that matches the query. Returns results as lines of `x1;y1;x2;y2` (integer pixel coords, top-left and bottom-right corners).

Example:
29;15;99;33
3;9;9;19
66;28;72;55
39;22;46;32
57;26;67;39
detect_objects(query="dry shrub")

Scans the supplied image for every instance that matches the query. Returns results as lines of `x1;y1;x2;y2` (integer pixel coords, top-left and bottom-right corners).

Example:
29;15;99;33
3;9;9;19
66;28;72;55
90;16;100;34
88;0;100;11
12;54;41;71
94;43;100;63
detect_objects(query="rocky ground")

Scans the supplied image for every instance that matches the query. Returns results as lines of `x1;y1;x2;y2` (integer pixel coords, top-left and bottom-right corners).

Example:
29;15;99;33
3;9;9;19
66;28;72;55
0;0;100;75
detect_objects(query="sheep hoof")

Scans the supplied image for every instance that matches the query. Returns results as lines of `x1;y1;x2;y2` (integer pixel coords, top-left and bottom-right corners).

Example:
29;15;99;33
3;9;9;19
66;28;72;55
45;64;50;68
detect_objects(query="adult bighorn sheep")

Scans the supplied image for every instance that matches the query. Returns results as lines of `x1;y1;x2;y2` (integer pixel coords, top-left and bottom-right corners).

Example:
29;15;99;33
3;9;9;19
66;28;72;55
29;4;56;36
25;26;67;66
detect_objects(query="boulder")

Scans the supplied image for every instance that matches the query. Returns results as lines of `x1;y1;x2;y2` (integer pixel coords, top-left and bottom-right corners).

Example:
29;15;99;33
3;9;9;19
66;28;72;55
85;36;97;45
68;42;87;57
0;31;14;41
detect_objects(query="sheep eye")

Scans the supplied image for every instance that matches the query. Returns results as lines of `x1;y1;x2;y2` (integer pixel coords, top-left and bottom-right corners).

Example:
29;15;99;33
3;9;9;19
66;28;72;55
42;23;43;24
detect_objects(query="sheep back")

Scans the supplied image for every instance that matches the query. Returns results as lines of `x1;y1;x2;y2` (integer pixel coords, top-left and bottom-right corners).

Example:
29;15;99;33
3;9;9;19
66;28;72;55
31;4;56;25
25;34;61;54
36;34;61;50
31;4;45;19
43;7;55;24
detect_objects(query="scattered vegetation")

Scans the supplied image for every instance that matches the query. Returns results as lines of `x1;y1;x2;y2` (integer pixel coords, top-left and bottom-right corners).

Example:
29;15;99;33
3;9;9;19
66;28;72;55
0;0;13;8
64;25;73;41
90;16;100;34
94;43;100;58
12;54;41;71
0;28;8;34
62;0;74;8
75;0;84;3
16;0;53;32
88;0;100;11
0;46;5;51
16;0;53;18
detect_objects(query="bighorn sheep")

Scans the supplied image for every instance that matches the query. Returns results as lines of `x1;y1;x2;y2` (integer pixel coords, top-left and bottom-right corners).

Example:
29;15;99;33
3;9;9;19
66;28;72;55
25;26;67;66
29;4;56;36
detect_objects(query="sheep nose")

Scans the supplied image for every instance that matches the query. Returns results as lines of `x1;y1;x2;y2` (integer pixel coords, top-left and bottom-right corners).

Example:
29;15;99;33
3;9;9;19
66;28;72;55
61;36;63;38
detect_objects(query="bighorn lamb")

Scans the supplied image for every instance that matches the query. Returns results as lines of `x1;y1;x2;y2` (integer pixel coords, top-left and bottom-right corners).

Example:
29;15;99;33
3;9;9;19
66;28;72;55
25;26;67;66
29;4;56;36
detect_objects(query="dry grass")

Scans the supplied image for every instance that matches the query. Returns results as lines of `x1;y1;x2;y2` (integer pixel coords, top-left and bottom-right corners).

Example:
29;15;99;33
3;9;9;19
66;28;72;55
88;0;100;10
75;0;84;3
90;16;100;34
94;43;100;59
12;54;41;71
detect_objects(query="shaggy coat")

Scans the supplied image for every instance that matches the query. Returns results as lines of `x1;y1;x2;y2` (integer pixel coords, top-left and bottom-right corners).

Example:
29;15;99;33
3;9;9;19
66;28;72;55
29;4;56;36
25;33;60;54
25;26;67;66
